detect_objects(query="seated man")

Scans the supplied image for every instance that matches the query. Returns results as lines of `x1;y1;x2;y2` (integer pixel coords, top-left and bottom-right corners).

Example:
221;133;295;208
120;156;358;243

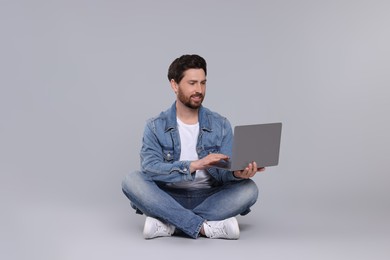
122;54;265;239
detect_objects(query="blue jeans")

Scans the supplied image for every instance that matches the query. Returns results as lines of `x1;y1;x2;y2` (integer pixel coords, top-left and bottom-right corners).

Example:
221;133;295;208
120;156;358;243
121;170;259;238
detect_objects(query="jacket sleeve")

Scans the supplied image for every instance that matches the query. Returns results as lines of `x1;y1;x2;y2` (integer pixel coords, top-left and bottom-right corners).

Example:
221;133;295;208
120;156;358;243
140;121;195;183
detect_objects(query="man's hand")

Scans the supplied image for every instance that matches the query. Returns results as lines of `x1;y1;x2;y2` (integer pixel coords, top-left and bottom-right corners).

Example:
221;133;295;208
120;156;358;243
233;161;265;179
190;153;229;173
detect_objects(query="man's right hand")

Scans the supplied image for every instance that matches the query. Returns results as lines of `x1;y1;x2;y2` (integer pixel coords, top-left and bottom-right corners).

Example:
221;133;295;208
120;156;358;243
190;153;229;172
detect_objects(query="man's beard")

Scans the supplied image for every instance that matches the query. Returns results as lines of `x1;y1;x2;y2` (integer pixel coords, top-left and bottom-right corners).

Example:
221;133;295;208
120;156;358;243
177;89;204;109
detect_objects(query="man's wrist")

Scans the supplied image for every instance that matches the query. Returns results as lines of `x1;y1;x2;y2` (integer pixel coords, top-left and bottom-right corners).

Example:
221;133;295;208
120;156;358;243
232;171;242;179
190;161;199;173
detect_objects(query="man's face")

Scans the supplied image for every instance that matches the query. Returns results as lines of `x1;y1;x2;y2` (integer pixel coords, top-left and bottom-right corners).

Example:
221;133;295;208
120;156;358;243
173;69;206;110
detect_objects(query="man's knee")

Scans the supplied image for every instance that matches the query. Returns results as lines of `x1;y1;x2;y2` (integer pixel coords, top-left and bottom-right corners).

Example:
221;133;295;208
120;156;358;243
121;171;146;215
234;179;259;216
238;179;259;205
246;179;259;197
121;170;144;198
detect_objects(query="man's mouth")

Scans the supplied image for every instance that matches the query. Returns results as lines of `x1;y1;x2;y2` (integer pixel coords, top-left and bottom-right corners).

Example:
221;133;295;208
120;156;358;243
191;94;203;99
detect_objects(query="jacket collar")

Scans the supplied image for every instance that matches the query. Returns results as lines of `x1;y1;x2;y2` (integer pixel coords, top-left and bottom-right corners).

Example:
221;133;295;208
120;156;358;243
165;102;212;132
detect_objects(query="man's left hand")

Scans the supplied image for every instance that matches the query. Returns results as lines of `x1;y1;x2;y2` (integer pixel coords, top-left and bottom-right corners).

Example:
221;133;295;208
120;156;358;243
233;161;265;179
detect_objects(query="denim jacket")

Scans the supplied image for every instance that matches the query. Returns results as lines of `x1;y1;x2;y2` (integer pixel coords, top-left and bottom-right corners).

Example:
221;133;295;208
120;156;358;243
140;102;239;184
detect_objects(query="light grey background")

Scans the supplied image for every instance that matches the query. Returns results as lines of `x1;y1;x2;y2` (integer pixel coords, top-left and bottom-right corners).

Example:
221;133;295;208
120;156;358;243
1;0;389;259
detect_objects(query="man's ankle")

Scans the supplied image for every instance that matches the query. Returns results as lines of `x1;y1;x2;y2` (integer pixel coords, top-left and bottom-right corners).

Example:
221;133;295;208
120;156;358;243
200;223;206;236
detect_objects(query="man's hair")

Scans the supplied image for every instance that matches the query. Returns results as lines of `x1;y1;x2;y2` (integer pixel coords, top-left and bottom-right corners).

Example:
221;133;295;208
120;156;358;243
167;54;207;83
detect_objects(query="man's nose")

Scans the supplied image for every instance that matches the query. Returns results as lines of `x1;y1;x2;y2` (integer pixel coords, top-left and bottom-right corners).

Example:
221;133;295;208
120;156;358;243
194;82;202;92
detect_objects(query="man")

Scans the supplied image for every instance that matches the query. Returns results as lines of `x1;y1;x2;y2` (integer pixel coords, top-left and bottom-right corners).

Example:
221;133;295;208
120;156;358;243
122;54;265;239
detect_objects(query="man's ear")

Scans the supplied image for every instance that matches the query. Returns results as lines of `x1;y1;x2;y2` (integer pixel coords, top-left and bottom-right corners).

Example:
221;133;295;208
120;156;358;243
170;79;178;94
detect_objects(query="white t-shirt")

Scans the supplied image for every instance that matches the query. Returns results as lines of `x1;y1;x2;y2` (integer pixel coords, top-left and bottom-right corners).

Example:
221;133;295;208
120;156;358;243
168;118;213;189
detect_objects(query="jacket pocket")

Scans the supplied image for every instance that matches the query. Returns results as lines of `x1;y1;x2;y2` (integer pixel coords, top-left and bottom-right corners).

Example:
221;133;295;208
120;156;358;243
162;148;174;162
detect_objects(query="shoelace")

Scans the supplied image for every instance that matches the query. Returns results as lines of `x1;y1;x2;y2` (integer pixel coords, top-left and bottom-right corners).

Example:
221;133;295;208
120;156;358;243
206;223;227;237
153;222;171;235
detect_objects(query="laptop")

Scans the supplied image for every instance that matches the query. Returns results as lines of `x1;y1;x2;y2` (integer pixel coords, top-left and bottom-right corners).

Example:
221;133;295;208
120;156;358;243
209;122;282;171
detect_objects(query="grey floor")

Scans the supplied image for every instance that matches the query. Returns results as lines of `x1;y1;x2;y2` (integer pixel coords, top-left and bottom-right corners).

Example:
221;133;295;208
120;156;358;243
3;190;389;260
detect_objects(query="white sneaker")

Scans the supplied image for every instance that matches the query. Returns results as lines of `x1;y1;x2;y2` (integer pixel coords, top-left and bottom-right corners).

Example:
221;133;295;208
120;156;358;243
143;217;175;239
203;217;240;239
